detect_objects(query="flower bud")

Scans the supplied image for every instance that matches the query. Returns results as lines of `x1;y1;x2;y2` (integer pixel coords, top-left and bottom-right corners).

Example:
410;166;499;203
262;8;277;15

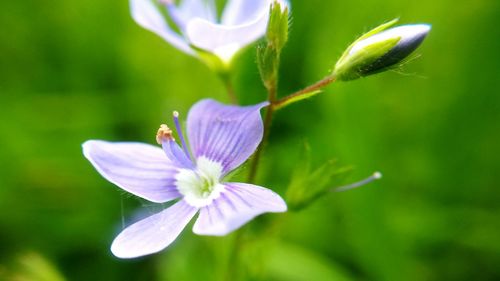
257;1;289;91
266;1;289;54
333;19;431;81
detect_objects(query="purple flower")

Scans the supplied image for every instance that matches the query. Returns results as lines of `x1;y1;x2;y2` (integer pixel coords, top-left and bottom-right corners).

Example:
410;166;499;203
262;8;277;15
83;99;287;258
131;0;289;64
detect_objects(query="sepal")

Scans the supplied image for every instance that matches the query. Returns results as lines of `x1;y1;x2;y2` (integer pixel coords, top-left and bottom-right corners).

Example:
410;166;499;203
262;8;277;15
285;142;352;211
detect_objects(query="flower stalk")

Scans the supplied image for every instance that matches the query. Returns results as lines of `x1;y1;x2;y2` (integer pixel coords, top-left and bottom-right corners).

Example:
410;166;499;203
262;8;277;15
272;75;337;110
247;96;276;183
220;71;238;104
248;73;338;182
248;1;288;183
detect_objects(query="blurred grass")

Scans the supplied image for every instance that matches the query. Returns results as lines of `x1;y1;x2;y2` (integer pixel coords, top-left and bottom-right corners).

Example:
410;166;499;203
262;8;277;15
1;0;499;280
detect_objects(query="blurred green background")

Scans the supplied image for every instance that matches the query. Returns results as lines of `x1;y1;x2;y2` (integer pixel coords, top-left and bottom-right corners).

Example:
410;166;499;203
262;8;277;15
1;0;499;280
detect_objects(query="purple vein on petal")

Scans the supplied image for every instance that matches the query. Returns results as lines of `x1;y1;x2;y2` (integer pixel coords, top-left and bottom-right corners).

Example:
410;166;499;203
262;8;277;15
211;117;245;163
220;192;238;212
224;186;253;208
187;99;268;174
212;200;225;220
83;140;181;203
205;205;214;225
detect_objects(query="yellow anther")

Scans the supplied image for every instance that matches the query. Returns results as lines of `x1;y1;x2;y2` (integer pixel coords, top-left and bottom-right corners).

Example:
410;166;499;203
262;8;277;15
156;124;174;144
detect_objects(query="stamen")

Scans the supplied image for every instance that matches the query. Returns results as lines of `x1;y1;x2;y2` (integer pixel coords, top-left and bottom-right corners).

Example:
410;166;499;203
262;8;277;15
156;123;193;168
156;124;174;145
173;111;191;160
333;171;382;192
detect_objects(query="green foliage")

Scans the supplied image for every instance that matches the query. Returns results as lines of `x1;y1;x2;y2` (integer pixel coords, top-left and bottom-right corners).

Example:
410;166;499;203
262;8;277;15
243;239;355;281
0;252;67;281
286;142;352;211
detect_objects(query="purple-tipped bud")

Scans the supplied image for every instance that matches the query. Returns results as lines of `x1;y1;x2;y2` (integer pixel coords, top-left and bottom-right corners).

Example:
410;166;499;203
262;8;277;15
334;20;431;81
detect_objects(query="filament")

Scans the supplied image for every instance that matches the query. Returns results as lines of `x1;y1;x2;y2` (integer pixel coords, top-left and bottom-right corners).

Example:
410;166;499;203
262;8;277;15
173;111;191;160
334;171;382;192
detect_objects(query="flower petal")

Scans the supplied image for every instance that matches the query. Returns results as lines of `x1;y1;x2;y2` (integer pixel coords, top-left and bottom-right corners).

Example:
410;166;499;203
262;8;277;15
130;0;193;55
176;0;216;26
365;24;431;73
187;99;268;174
185;17;268;61
83;140;181;203
193;183;287;236
349;24;431;55
111;200;197;258
221;0;271;26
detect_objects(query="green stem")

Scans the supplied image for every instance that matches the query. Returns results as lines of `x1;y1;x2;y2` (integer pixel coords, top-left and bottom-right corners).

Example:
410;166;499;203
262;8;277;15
248;75;337;182
224;77;238;105
218;70;238;104
247;82;277;183
225;229;246;281
272;75;336;110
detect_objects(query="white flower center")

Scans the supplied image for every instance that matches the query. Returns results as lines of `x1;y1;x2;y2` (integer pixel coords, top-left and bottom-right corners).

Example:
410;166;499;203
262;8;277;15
175;156;224;208
214;43;241;64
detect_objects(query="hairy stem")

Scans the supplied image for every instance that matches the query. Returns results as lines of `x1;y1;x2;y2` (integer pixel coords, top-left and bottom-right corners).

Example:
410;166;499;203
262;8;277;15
272;75;336;109
248;75;337;182
247;82;277;183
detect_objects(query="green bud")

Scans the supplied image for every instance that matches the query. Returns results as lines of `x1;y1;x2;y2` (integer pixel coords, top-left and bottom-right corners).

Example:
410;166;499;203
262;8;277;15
266;1;289;53
257;1;289;91
257;45;280;90
333;19;431;81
